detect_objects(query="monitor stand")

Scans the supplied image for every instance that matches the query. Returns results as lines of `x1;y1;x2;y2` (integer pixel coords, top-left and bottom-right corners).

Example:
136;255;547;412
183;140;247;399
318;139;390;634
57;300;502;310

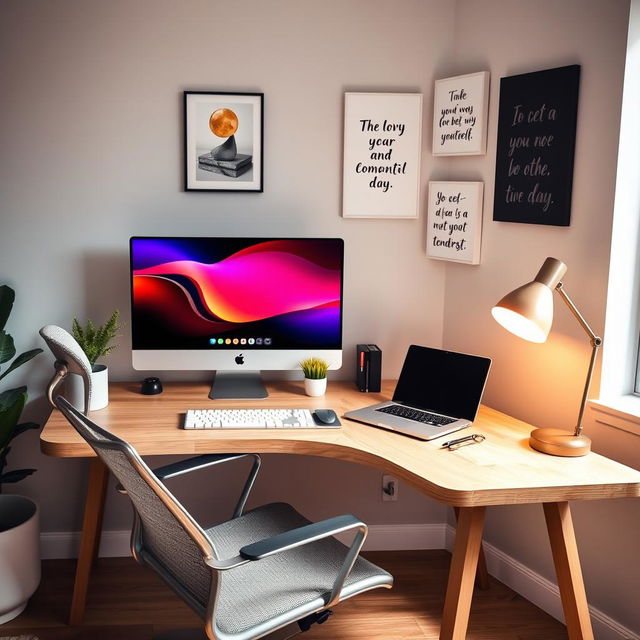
208;371;268;399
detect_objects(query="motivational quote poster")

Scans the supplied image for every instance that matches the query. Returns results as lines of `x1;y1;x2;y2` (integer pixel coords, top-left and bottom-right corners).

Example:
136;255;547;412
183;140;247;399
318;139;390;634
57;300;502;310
342;93;423;218
433;71;489;156
427;182;484;264
493;65;580;226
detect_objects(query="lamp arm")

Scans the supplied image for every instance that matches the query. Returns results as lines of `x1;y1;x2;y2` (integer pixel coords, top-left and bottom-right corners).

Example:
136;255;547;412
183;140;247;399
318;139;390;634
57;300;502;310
555;283;601;344
555;283;602;436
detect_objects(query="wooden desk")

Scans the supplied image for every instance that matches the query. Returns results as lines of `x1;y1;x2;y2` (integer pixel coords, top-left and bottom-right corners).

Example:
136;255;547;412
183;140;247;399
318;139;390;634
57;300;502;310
41;380;640;639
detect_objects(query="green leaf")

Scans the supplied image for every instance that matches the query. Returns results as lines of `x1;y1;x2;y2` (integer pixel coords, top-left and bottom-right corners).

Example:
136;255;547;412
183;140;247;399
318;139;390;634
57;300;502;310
0;348;43;383
71;311;120;367
0;386;27;412
10;421;39;442
0;286;15;332
0;330;16;365
0;445;10;471
72;318;84;344
0;390;27;451
87;318;96;344
0;468;36;484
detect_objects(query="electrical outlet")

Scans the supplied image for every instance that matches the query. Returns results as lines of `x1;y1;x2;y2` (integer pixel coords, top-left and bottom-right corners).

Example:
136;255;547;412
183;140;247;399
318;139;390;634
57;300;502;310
382;474;398;501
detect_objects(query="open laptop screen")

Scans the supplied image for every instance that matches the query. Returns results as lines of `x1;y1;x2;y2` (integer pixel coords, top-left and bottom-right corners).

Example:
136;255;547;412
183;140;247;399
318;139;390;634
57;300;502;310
393;345;491;421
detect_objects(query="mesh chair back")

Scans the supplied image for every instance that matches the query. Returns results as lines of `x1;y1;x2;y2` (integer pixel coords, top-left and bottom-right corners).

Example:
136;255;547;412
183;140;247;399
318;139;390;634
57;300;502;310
55;396;217;611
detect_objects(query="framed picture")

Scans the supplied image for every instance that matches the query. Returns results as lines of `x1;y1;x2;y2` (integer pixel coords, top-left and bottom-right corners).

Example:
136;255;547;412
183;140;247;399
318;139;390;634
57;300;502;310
493;65;580;226
433;71;489;156
184;91;263;192
426;181;484;264
342;92;422;218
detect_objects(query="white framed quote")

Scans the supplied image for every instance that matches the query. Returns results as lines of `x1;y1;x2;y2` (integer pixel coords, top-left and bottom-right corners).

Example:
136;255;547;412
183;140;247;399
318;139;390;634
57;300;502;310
432;71;489;156
342;92;423;218
427;182;484;264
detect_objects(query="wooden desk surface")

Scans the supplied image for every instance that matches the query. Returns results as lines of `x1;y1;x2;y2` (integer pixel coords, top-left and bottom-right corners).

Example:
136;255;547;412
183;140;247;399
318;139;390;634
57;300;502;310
41;380;640;507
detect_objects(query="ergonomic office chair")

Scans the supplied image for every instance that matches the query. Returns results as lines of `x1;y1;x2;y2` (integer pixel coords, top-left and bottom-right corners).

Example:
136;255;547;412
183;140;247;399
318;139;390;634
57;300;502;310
40;325;393;640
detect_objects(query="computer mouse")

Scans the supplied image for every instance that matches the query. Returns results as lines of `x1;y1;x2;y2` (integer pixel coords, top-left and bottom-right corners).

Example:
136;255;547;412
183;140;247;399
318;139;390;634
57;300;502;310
314;409;338;425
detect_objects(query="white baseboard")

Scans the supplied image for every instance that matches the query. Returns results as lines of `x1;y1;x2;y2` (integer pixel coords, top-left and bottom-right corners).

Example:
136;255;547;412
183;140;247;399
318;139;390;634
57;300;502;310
41;523;638;640
41;530;132;560
40;523;448;559
363;522;448;551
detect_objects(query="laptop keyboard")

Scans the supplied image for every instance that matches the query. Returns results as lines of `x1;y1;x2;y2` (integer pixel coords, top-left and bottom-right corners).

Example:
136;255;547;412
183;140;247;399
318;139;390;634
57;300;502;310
375;405;457;426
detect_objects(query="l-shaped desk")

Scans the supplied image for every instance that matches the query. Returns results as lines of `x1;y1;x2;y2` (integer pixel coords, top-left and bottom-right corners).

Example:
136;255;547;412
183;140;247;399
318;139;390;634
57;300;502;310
40;380;640;639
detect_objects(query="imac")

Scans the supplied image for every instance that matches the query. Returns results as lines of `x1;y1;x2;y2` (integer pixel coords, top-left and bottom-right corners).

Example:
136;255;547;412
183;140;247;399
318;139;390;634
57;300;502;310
130;237;344;398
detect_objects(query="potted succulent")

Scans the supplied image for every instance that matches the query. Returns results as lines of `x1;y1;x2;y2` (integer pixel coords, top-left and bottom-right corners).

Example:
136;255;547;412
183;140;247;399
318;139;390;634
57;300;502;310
299;357;329;397
0;285;42;623
66;310;120;411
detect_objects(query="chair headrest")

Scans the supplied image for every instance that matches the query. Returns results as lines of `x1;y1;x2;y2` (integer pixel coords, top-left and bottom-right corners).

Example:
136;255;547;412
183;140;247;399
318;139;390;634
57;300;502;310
40;325;92;374
40;324;92;413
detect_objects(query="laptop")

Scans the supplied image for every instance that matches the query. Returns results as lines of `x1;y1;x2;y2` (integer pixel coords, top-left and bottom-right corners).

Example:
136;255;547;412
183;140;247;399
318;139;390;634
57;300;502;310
344;345;491;441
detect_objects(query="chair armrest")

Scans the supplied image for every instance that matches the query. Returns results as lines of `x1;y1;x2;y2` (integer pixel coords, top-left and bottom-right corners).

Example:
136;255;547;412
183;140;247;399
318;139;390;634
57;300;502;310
118;453;261;519
237;514;368;607
153;453;250;480
240;514;363;559
155;453;261;519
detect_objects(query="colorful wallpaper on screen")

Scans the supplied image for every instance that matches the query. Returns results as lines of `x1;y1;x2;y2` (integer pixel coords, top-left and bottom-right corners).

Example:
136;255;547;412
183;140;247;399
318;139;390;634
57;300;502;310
130;238;343;349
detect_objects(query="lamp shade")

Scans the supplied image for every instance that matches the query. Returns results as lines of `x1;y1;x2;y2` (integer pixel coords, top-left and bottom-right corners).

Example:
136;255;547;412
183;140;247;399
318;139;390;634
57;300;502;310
491;257;597;457
491;257;568;344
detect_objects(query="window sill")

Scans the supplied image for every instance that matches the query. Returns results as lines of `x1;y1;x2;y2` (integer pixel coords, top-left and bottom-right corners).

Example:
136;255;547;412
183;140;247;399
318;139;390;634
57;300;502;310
588;396;640;437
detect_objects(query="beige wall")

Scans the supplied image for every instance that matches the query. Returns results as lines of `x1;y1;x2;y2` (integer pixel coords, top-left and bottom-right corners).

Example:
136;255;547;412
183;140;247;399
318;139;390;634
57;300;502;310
1;0;454;534
443;0;639;630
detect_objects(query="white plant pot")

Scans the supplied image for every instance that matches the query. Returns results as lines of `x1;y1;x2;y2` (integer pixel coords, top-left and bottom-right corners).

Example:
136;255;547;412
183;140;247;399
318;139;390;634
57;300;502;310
66;364;109;411
0;495;40;624
304;377;327;397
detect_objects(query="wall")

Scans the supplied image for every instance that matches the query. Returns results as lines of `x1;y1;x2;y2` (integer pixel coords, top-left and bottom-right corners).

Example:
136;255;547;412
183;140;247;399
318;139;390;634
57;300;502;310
2;0;638;634
0;0;454;534
444;0;640;632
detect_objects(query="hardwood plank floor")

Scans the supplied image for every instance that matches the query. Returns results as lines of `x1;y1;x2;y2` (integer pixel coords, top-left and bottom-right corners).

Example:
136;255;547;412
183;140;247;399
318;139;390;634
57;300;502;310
2;551;567;639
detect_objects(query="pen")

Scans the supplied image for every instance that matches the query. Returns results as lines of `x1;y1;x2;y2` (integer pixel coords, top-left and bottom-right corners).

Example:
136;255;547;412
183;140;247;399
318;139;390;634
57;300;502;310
441;433;485;449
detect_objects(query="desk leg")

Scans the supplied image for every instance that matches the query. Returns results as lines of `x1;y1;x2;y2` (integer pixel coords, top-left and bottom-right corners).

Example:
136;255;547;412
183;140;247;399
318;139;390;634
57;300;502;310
453;507;490;590
543;502;594;640
440;506;486;640
69;457;109;626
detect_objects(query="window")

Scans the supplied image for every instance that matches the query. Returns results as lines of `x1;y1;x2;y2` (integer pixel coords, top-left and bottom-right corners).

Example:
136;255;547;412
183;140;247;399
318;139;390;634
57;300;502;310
600;0;640;410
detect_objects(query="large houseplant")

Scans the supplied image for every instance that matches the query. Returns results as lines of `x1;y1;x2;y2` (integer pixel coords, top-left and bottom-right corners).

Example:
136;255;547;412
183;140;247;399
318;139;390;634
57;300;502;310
0;284;42;623
66;310;120;411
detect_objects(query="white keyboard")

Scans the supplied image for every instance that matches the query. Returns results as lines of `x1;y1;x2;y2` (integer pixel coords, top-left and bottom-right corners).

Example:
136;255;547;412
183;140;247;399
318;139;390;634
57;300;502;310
183;408;340;429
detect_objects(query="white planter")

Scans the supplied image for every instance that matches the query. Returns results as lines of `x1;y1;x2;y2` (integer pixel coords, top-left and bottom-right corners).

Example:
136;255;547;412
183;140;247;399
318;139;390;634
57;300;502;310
304;377;327;397
0;495;40;624
66;364;109;411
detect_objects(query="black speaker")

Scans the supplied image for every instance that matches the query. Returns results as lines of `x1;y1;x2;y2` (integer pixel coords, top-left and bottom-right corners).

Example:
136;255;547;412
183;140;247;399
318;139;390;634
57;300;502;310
141;377;163;395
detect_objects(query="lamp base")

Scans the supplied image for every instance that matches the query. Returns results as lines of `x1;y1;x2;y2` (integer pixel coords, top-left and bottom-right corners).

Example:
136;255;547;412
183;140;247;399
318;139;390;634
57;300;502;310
529;427;591;457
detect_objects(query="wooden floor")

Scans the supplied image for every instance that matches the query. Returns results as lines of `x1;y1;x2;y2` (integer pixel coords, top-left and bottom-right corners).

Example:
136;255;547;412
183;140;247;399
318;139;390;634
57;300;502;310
3;550;568;639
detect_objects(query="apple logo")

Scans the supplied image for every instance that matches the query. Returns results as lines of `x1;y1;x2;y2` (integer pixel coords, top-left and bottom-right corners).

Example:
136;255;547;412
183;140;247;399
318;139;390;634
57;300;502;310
235;353;245;365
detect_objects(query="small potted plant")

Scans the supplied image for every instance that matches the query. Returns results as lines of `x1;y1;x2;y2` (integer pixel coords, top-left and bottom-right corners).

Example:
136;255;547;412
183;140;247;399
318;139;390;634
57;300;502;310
66;310;120;411
0;284;42;623
299;357;329;397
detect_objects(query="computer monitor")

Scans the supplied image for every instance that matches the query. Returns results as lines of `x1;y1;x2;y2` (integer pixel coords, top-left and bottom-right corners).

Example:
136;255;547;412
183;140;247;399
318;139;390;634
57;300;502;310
130;237;344;398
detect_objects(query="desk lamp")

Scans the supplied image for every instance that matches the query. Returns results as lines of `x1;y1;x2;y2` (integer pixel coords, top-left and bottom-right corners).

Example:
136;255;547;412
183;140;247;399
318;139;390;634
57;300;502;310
491;257;602;457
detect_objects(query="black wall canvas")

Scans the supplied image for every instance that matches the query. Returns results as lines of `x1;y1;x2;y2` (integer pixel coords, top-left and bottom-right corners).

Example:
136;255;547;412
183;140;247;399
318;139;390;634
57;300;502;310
493;65;580;226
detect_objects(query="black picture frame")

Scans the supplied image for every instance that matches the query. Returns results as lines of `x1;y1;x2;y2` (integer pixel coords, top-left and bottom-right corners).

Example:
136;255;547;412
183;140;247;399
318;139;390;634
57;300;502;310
493;65;580;226
184;91;264;192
